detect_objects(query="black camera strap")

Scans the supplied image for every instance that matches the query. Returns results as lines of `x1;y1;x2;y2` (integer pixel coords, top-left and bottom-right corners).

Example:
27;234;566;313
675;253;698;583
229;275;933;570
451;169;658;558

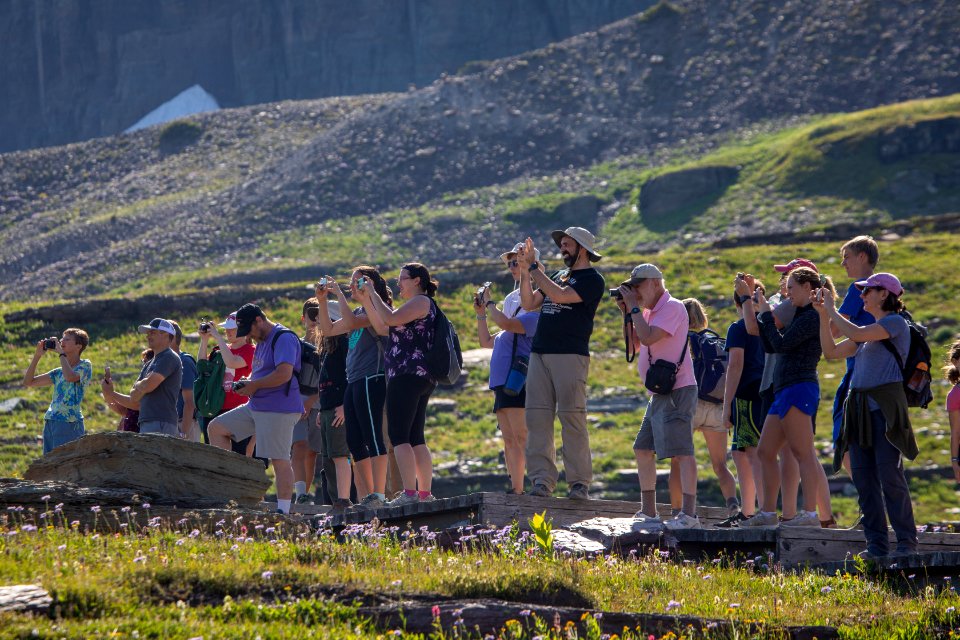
623;313;636;363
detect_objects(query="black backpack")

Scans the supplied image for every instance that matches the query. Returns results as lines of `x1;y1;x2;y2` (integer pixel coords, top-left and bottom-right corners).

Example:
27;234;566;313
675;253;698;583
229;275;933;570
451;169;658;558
424;300;464;386
688;329;728;404
881;311;933;409
271;329;321;395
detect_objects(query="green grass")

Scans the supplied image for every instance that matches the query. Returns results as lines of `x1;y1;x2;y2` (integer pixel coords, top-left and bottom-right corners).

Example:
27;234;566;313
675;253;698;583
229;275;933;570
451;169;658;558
2;513;960;638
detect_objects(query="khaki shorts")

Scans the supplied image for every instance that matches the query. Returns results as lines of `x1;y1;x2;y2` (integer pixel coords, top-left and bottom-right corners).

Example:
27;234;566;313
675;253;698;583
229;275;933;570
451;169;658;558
692;399;727;433
212;404;300;460
633;385;697;460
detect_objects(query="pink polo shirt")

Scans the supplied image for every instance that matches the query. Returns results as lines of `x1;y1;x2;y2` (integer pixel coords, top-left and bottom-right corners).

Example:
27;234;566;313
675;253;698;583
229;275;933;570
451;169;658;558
637;290;696;392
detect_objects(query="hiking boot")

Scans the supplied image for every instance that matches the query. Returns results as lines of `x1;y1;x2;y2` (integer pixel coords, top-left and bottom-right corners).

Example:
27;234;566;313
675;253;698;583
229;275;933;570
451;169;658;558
664;512;702;530
528;483;552;498
295;494;315;505
329;499;353;516
567;483;590;500
715;511;748;528
780;510;820;527
386;492;419;507
738;511;779;528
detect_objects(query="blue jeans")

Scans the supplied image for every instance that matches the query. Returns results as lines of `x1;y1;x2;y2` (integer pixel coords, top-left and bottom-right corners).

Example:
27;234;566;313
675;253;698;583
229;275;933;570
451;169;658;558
848;409;918;555
43;418;85;454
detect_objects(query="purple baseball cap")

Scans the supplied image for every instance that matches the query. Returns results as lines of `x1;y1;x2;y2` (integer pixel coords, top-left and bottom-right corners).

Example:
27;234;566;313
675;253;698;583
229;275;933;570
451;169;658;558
854;272;903;296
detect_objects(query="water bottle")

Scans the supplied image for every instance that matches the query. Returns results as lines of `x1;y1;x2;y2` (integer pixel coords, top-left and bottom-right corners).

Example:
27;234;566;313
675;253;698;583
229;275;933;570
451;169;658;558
503;356;528;397
906;362;929;393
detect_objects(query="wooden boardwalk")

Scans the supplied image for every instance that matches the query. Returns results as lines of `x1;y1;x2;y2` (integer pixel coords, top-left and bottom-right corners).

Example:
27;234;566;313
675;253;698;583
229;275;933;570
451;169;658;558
276;492;960;569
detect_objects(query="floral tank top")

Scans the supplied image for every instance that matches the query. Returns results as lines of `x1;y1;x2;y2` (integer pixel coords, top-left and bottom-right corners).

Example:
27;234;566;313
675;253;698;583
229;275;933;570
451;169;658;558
386;298;436;379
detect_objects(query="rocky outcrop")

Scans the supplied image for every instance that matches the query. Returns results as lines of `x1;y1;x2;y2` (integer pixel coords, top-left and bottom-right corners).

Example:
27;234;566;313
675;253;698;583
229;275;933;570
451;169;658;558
22;432;271;507
640;166;740;222
878;117;960;163
0;0;652;153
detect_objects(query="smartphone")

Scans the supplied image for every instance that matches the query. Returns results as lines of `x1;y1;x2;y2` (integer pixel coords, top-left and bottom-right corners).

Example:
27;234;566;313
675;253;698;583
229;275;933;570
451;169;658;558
356;276;367;290
819;274;828;288
316;277;328;289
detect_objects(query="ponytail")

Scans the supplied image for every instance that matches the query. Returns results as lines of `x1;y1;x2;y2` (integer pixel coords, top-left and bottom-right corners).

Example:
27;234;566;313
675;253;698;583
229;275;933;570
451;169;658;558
402;262;439;298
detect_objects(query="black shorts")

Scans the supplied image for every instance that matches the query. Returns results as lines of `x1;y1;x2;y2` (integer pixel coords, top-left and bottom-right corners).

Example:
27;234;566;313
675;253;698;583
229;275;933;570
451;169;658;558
493;385;526;412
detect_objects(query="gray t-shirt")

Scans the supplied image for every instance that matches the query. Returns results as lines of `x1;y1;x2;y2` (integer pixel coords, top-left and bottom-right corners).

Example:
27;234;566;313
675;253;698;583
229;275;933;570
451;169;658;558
345;311;386;383
850;313;909;391
759;296;791;393
138;347;183;425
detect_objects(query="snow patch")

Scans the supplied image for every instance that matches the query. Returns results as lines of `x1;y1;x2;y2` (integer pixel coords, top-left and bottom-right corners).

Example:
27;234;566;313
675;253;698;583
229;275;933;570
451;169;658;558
124;84;220;133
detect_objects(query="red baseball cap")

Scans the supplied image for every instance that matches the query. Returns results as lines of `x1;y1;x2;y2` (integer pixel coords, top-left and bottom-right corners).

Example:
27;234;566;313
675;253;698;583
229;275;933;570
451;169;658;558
773;258;818;273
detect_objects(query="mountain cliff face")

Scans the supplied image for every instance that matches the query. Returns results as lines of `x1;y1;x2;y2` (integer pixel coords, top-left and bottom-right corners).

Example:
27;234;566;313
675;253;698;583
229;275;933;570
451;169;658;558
0;0;652;153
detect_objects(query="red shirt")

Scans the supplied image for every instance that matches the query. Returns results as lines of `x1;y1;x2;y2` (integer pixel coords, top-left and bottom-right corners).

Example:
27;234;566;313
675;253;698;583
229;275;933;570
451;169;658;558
219;343;256;411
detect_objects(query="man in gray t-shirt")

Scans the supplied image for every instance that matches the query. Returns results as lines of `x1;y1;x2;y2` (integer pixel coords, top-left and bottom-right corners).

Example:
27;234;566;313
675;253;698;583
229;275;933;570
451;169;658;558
101;317;183;437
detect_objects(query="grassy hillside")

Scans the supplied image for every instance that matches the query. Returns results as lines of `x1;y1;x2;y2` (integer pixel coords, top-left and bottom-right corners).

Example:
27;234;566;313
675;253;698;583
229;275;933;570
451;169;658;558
2;0;959;301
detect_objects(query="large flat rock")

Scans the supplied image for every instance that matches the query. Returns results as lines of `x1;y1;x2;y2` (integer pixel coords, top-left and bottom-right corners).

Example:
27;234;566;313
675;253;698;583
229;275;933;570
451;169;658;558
23;432;271;507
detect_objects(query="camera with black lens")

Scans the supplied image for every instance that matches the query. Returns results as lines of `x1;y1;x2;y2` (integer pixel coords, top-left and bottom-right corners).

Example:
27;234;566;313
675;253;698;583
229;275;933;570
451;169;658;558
474;282;492;306
199;319;212;333
42;338;58;351
232;380;247;392
609;288;623;300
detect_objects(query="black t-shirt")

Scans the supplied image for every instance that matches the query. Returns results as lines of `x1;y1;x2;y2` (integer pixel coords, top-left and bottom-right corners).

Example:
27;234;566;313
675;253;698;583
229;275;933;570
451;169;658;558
531;267;605;356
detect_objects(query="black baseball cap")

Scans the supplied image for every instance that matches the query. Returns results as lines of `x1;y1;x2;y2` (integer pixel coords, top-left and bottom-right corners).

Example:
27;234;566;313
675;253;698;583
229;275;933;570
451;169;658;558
234;303;265;337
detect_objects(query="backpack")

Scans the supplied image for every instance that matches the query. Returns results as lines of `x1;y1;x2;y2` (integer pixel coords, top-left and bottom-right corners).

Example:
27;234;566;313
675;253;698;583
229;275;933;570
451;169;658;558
688;329;728;404
881;311;933;409
424;300;464;386
194;350;226;418
271;329;321;395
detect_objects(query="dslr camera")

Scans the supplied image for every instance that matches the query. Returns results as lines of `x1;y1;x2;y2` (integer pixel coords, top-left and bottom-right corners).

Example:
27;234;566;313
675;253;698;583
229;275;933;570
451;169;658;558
42;337;58;350
474;282;492;306
608;288;623;300
232;380;247;392
199;318;212;333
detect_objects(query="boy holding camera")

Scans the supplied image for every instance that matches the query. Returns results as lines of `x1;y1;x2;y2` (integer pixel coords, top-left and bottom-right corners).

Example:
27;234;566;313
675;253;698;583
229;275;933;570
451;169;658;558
22;328;92;453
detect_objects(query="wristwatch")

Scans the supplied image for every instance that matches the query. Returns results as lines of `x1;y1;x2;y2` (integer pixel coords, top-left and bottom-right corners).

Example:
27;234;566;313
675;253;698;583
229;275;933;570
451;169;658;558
528;261;539;272
630;307;641;315
738;294;753;305
485;300;496;308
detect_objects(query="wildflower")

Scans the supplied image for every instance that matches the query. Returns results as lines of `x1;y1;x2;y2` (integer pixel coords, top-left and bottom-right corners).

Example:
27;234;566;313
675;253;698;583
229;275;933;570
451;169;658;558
261;571;273;579
666;600;681;611
728;603;741;609
431;605;441;618
265;527;276;534
189;529;200;538
70;521;80;527
90;505;101;513
520;609;532;617
21;524;37;532
40;495;50;501
175;539;185;546
703;574;713;580
133;555;146;563
121;506;131;513
57;544;66;551
142;503;151;509
54;503;63;512
821;586;832;594
947;607;956;614
392;580;403;588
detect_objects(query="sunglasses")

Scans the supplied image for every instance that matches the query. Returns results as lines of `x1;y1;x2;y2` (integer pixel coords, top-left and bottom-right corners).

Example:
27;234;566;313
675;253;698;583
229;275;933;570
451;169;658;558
306;307;320;321
507;260;519;267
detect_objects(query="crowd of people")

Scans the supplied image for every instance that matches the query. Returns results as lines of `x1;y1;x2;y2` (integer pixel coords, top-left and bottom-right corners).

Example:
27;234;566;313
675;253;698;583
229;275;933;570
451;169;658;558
21;228;960;554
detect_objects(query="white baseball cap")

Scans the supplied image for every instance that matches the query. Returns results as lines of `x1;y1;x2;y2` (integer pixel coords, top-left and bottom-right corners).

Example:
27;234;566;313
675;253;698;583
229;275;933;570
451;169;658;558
138;318;176;336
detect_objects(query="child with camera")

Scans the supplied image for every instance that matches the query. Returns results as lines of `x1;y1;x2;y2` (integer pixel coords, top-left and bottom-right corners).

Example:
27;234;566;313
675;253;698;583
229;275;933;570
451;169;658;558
22;328;93;453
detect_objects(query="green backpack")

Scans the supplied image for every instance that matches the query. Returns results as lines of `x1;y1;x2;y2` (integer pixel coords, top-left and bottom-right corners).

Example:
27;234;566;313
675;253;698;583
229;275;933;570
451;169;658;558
194;349;227;418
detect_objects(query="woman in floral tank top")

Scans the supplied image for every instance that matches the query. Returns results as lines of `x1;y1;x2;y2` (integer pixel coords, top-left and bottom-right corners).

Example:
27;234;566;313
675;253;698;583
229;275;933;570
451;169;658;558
357;262;439;507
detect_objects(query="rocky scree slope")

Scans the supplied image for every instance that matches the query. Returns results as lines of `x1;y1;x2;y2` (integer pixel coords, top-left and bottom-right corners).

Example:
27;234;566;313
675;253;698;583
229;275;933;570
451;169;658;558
1;0;959;301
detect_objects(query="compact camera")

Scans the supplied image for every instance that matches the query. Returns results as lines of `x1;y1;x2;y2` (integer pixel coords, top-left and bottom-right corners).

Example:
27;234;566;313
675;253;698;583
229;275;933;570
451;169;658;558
316;277;328;289
42;338;58;350
199;319;212;333
474;282;492;306
232;380;247;391
609;288;623;300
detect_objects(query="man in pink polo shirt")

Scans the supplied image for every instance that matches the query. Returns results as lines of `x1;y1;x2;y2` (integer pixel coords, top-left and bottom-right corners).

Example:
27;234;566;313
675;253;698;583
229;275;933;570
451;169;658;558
618;264;701;530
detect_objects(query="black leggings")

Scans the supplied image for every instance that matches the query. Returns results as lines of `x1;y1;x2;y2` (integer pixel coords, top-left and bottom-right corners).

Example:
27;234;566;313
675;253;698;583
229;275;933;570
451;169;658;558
343;375;387;462
387;374;436;447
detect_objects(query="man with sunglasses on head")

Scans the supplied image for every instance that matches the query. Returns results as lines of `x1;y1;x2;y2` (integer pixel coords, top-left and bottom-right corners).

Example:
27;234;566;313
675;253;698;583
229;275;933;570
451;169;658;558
516;227;605;500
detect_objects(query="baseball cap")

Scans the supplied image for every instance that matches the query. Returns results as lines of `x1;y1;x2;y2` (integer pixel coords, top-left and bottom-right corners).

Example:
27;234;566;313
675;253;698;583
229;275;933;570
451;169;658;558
234;303;265;338
138;318;176;336
773;258;818;273
854;272;903;296
620;263;664;287
218;313;238;329
499;242;540;264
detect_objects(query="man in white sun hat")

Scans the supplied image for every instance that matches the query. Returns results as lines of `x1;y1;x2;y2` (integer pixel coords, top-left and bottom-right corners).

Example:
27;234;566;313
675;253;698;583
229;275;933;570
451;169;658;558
101;317;183;436
515;227;606;500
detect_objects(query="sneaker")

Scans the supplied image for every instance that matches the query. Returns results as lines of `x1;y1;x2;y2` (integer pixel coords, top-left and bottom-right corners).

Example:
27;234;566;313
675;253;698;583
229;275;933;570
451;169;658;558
715;511;748;528
820;517;838;529
419;493;437;503
631;512;664;531
386;492;419;507
352;493;386;511
780;510;820;527
329;499;353;516
664;512;702;530
295;494;314;505
739;511;779;528
528;483;552;498
567;483;590;500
